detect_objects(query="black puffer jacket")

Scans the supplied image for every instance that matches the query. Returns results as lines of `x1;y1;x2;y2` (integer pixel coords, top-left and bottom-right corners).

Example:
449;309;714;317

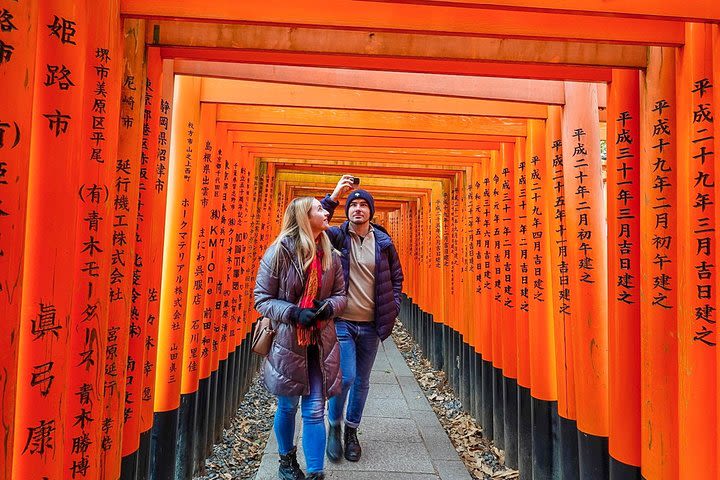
321;195;404;340
254;236;347;397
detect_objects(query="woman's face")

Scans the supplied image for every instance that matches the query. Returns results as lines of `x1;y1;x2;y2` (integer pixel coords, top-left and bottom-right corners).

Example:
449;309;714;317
307;198;329;235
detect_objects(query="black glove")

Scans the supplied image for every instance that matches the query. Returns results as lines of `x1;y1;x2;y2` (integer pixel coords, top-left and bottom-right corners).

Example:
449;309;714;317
289;306;318;328
312;299;334;320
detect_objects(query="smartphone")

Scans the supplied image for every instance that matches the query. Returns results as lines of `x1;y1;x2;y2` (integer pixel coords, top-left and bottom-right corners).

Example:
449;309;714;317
312;300;331;320
352;177;360;185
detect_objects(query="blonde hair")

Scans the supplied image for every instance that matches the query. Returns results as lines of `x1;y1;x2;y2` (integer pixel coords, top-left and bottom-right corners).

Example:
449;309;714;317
273;197;333;272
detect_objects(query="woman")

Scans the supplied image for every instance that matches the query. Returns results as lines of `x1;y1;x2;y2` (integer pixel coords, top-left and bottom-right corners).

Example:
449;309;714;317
254;197;347;480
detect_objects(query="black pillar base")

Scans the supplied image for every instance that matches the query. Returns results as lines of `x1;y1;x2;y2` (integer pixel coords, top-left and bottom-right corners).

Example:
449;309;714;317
176;392;198;480
235;343;244;410
150;409;179;480
517;385;532;480
195;376;211;476
492;366;505;449
433;321;444;371
462;341;471;412
559;416;580;480
503;377;518;469
207;369;219;456
120;450;138;480
137;428;152;480
531;397;558;480
481;359;494;439
453;330;461;397
473;351;483;422
578;430;609;480
224;350;236;428
215;358;228;442
610;456;642;480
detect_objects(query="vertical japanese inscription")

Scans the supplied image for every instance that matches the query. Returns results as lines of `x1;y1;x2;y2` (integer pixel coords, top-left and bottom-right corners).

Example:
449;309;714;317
570;128;596;286
517;157;529;314
15;7;82;479
168;121;196;384
69;44;115;479
501;164;514;310
613;111;638;307
688;77;715;346
551;138;570;319
650;99;674;312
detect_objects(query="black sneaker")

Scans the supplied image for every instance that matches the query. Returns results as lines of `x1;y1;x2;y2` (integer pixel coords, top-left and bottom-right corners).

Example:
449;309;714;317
306;473;325;480
326;423;343;462
344;426;362;462
279;446;306;480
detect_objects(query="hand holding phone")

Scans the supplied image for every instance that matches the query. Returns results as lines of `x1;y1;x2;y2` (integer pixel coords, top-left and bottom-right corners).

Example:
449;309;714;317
352;177;360;185
312;300;332;320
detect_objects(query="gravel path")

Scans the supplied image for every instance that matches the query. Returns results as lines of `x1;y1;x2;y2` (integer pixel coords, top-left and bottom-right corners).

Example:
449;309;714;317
195;320;518;480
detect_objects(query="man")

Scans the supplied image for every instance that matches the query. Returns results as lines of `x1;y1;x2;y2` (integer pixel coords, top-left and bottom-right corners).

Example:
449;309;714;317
320;175;404;462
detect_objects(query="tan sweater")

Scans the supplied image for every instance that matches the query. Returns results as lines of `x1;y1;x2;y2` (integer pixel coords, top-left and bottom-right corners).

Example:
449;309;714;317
340;224;376;322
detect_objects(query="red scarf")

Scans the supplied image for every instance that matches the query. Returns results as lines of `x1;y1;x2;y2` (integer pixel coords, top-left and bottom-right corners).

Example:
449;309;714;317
296;251;326;346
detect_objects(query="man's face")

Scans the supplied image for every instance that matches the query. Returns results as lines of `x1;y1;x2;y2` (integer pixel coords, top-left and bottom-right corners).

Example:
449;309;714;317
348;199;371;225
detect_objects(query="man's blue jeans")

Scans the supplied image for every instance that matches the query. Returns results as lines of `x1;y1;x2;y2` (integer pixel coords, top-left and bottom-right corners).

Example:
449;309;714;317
274;346;326;474
328;320;380;428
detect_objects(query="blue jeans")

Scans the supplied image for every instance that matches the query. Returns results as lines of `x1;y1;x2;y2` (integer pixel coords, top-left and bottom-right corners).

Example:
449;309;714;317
327;320;380;428
274;346;326;474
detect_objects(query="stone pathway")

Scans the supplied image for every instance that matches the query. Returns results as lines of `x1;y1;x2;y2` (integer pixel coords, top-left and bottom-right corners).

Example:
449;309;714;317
254;338;473;480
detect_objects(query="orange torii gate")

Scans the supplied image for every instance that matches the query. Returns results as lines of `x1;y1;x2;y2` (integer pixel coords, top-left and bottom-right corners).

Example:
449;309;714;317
3;2;720;480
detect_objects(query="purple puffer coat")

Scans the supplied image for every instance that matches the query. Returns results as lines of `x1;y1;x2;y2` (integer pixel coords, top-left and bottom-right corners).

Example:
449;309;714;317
253;236;347;397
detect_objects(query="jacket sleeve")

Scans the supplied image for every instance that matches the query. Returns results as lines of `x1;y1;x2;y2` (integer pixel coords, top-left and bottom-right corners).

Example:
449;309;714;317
324;253;347;319
321;194;339;222
253;244;296;325
388;243;404;313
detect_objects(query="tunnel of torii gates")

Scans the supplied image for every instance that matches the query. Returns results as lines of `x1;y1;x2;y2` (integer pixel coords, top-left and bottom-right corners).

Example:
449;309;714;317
5;2;720;480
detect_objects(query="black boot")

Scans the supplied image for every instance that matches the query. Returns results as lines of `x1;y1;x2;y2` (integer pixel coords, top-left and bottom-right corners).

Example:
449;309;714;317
306;473;325;480
279;446;305;480
344;426;362;462
326;423;343;462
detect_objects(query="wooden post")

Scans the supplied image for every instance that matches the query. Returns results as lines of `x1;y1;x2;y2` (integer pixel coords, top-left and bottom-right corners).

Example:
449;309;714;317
527;118;558;479
0;2;38;478
514;136;532;477
714;26;720;480
177;102;217;478
138;56;174;480
490;151;505;447
151;75;201;480
606;68;642;477
121;45;166;477
639;46;679;480
65;2;121;479
480;156;494;439
562;81;609;479
100;17;146;479
12;1;87;478
676;22;717;479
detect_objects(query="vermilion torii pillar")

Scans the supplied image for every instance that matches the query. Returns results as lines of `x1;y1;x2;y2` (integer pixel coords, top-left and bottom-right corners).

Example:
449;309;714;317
0;1;37;478
526;118;559;480
562;81;610;479
676;22;717;480
152;75;201;480
545;104;580;480
65;2;121;479
606;68;642;479
12;1;87;479
640;45;679;480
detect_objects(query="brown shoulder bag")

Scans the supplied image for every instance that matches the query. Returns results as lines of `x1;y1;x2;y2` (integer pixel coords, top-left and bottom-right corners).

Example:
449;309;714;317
251;317;276;356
